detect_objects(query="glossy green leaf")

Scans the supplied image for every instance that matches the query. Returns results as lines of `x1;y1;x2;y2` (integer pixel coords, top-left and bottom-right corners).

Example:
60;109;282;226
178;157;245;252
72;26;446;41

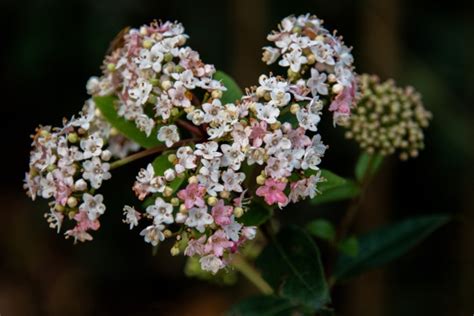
239;205;272;226
311;169;360;205
214;70;243;104
256;226;330;310
355;152;384;182
228;296;308;316
94;95;162;148
306;219;336;241
334;214;450;280
338;236;359;257
151;153;184;192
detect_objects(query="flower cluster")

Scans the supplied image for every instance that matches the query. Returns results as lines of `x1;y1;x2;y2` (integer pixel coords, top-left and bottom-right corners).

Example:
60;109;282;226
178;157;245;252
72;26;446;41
24;100;138;242
87;20;226;147
262;14;357;125
342;74;432;160
25;16;358;274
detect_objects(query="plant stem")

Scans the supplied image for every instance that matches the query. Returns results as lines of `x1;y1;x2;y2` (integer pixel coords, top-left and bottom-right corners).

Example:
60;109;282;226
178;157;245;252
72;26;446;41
176;119;204;138
109;138;201;170
231;254;274;295
335;154;376;242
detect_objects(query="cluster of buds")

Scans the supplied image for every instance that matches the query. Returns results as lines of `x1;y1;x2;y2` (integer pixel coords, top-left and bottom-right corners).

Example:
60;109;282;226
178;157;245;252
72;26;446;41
262;14;357;125
342;74;432;160
25;15;359;274
24;100;139;242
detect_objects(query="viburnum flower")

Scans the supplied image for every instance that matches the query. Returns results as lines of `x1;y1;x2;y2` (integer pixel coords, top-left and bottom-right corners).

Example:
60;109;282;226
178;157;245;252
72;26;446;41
256;178;289;207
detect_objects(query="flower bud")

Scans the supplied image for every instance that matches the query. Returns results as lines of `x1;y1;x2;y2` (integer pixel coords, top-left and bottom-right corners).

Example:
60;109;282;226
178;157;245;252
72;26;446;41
170;245;180;256
332;83;344;94
164;229;173;238
142;39;153;49
67;196;78;208
188;176;198;184
171;198;180;206
161;80;172;91
256;174;266;185
234;207;244;218
211;90;223;99
164;169;176;182
207;196;218;206
290;103;300;114
163;186;173;197
107;63;116;72
74;179;87;191
220;191;230;199
67;132;79;143
101;150;112;161
179;204;187;213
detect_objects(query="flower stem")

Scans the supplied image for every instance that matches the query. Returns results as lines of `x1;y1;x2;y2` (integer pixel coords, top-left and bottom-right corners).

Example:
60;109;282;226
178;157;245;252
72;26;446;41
109;138;201;170
231;254;274;295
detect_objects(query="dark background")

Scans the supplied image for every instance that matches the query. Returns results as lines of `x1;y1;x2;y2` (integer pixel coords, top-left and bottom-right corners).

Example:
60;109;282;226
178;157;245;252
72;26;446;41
1;0;473;315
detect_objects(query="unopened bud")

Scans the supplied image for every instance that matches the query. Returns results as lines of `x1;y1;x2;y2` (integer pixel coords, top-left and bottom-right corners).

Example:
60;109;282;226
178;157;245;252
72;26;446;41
234;207;244;218
219;191;230;199
163;186;173;197
164;229;173;238
67;132;79;143
332;83;344;95
211;90;223;99
170;245;180;256
67;196;78;208
107;63;116;72
207;196;218;206
256;174;266;185
290;103;300;114
188;176;198;184
171;198;180;206
101;150;112;161
74;179;87;191
142;39;153;49
161;80;172;91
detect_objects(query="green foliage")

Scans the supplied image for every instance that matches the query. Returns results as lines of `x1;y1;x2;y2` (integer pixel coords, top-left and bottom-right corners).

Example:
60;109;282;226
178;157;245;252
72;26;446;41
306;219;336;241
355;152;384;182
256;226;330;311
94;95;162;148
214;70;243;104
311;169;360;205
337;236;359;257
334;214;450;280
228;296;308;316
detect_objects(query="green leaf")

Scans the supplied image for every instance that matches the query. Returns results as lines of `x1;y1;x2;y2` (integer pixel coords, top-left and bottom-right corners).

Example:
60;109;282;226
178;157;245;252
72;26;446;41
311;169;360;205
151;153;184;192
257;226;330;310
214;70;243;104
239;205;272;226
334;214;450;280
338;236;359;257
306;219;336;241
228;296;309;316
94;95;162;148
355;152;384;182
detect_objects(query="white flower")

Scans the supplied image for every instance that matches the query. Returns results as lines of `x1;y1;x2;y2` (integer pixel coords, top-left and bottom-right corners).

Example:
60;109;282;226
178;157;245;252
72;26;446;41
199;158;221;183
311;134;327;156
146;197;174;225
82;157;111;189
168;82;191;108
195;142;222;160
255;102;280;124
148;176;166;193
199;255;224;274
128;78;153;105
247;147;266;165
301;148;322;170
157;125;180;147
231;123;251;147
123;205;141;229
223;217;242;242
263;130;291;155
279;48;307;72
262;46;280;65
171;69;196;89
39;172;55;199
221;143;245;170
136;164;155;184
185;207;213;233
202;99;224;123
270;87;291;107
135;114;155;137
80;193;106;220
80;133;103;160
222;169;245;192
176;146;197;171
242;226;257;240
265;156;291;179
311;41;335;66
296;108;320;132
140;224;165;246
307;68;328;96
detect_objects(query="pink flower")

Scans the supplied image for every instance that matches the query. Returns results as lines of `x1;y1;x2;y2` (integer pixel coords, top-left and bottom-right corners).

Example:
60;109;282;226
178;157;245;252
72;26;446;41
177;183;206;209
65;210;100;243
329;82;356;123
204;230;234;257
184;235;207;257
211;199;233;226
249;119;268;147
256;178;288;206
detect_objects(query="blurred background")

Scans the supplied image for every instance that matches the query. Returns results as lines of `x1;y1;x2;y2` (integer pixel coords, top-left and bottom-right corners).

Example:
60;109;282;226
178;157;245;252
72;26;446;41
0;0;473;315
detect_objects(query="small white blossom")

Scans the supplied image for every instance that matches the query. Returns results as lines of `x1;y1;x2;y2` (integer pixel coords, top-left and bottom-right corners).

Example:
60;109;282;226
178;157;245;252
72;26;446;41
255;102;280;124
82;157;111;189
146;197;174;225
185;207;213;233
123;205;141;229
195;142;222;160
222;169;245;192
140;224;165;246
80;193;106;220
158;125;180;147
199;255;224;274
